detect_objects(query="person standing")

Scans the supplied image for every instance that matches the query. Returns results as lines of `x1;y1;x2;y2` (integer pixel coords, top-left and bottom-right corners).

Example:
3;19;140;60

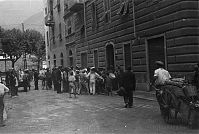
121;66;136;108
87;67;103;95
0;82;9;127
45;68;52;90
33;70;39;90
54;67;62;94
23;70;29;92
68;71;76;98
9;69;17;97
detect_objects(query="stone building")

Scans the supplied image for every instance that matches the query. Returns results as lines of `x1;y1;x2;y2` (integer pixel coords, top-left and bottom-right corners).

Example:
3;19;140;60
44;0;199;91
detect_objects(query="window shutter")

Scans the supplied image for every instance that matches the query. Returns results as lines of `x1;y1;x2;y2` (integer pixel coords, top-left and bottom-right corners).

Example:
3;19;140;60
123;1;129;15
117;2;125;15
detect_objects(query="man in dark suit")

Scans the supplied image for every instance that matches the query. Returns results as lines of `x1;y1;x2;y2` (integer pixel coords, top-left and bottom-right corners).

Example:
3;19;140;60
121;66;136;108
33;69;39;90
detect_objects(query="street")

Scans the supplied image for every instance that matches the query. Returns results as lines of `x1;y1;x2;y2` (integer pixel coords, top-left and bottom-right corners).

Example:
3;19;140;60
1;84;199;134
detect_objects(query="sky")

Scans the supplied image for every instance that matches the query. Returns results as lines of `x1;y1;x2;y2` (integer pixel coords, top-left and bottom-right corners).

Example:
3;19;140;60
0;0;43;28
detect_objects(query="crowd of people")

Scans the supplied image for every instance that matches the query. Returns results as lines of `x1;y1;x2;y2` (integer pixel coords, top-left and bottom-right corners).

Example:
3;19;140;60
0;62;198;127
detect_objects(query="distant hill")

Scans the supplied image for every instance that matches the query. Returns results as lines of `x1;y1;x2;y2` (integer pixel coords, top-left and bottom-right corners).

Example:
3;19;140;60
23;11;45;34
0;0;43;30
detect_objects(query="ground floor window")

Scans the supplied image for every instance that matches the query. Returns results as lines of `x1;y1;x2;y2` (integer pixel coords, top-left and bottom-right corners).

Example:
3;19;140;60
94;50;98;68
81;52;87;68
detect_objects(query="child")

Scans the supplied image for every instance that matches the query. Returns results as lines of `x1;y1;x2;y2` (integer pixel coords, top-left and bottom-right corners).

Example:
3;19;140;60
68;71;76;98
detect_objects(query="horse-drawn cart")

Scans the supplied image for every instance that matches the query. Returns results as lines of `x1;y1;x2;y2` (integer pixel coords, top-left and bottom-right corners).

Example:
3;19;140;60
154;78;199;128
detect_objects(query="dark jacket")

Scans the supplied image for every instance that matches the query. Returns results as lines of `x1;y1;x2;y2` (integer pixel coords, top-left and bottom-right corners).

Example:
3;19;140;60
121;70;136;91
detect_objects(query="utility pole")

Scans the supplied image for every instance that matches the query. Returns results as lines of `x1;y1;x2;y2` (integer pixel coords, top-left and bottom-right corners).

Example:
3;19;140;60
22;23;27;70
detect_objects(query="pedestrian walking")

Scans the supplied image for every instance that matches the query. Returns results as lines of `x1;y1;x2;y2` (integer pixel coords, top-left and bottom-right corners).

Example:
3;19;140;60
0;82;9;127
120;66;136;108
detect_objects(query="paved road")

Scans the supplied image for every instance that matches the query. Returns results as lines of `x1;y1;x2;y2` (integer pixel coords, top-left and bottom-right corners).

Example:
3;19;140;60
1;88;199;134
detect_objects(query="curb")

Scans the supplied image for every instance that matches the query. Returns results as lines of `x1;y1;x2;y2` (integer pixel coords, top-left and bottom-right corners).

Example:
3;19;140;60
134;95;156;101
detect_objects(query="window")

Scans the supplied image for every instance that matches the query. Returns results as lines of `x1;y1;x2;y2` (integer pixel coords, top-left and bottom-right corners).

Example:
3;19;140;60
94;50;98;68
124;43;131;70
117;0;130;16
45;8;47;15
53;54;56;67
65;17;74;36
59;23;62;41
69;50;73;67
104;0;110;11
81;53;87;68
46;31;49;46
103;0;111;23
91;1;97;30
57;0;61;12
52;27;55;44
60;53;64;67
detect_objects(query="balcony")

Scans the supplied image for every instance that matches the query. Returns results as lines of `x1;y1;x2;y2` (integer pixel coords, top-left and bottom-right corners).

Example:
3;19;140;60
70;0;84;12
45;13;55;27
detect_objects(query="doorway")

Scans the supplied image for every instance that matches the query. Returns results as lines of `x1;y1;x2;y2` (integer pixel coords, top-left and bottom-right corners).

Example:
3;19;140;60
147;36;166;83
69;50;73;67
124;43;132;70
106;44;115;70
81;52;87;68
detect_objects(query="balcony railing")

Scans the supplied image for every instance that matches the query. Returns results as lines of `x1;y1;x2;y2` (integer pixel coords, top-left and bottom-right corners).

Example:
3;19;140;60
45;13;55;27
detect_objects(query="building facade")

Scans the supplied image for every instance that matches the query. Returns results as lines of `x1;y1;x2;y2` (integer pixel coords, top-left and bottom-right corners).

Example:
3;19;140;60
44;0;199;91
44;0;66;69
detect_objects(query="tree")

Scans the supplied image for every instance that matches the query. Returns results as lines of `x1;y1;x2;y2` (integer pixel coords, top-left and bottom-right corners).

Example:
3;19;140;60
1;28;45;69
24;29;45;70
1;28;24;67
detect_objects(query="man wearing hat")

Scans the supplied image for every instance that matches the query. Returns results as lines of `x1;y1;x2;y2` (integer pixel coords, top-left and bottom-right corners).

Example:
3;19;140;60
152;61;171;87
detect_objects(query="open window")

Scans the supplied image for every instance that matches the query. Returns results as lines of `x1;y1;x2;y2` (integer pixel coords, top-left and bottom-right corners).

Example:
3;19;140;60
91;1;97;30
117;0;130;16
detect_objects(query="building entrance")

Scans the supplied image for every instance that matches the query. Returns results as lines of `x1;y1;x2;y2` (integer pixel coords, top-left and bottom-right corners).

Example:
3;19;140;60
147;36;166;84
106;44;114;70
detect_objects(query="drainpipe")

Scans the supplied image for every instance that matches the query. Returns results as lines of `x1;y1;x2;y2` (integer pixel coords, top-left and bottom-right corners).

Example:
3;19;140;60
83;0;88;51
132;0;136;38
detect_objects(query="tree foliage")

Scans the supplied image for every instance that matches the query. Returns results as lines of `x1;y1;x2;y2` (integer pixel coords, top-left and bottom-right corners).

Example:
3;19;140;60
0;27;45;67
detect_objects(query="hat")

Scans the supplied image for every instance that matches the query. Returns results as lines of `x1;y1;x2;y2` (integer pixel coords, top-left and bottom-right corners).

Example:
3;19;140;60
155;61;164;66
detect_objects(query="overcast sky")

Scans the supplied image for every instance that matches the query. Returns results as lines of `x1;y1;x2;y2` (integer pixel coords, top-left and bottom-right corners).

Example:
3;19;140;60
0;0;43;27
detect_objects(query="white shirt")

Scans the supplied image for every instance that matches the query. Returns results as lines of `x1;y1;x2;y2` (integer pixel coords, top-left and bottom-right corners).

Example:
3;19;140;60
87;72;101;83
0;83;9;95
154;68;171;85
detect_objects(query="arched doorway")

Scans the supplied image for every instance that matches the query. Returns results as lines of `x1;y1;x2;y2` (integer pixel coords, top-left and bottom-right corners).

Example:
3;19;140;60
69;50;73;67
106;43;115;70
